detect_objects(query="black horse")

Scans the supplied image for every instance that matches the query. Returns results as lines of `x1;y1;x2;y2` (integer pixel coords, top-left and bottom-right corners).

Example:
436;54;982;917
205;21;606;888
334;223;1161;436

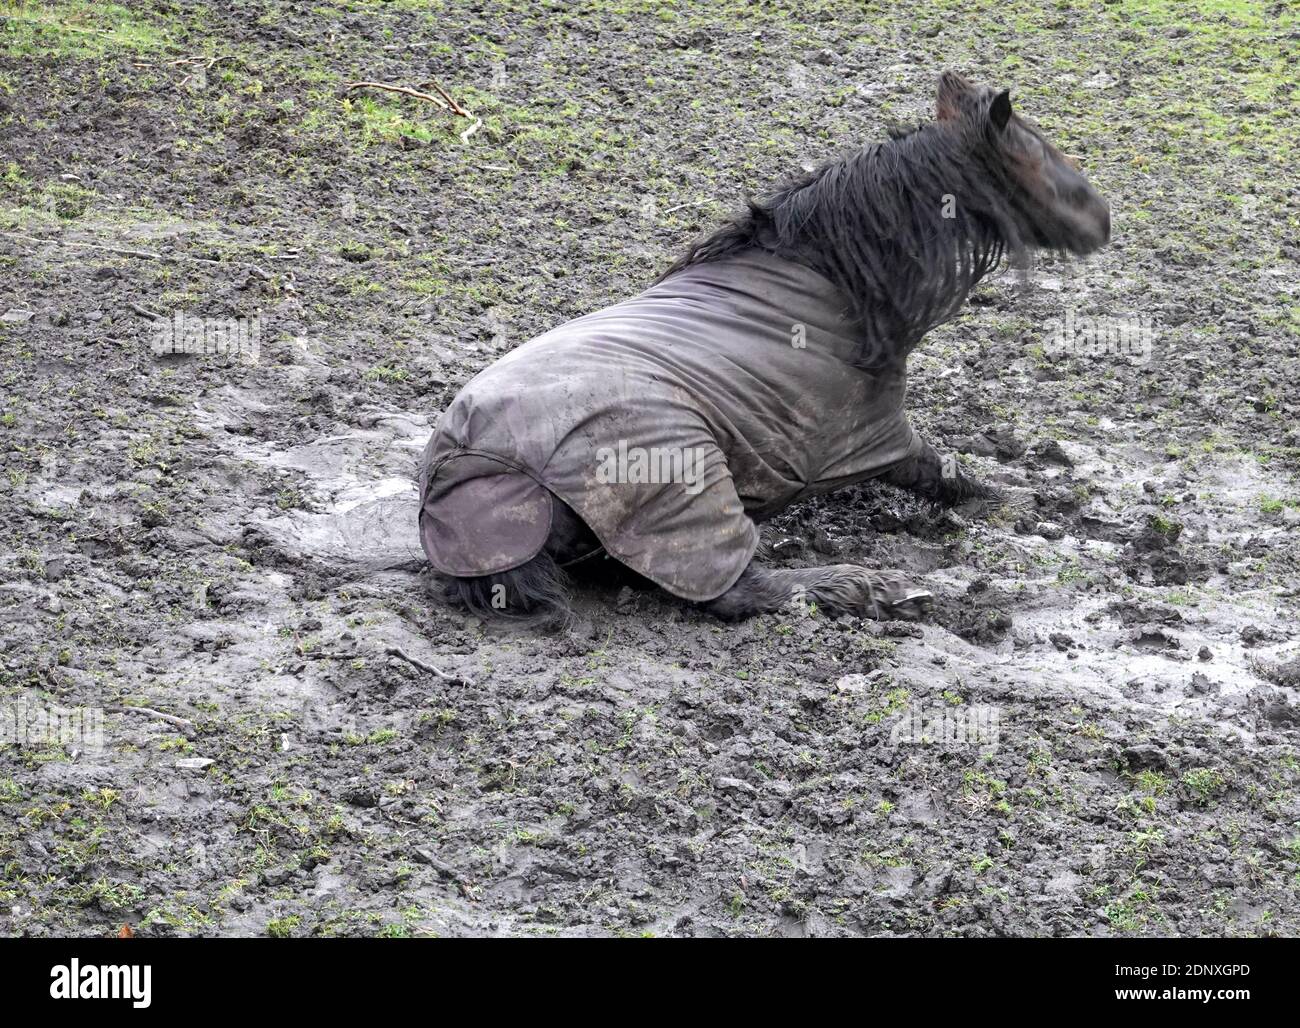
418;73;1110;623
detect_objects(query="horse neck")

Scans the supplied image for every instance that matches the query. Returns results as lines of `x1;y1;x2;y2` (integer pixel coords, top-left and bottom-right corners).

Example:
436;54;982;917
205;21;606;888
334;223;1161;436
801;129;1017;361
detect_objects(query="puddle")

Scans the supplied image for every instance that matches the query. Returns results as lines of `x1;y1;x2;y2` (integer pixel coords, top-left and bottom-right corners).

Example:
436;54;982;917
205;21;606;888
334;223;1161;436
192;386;430;570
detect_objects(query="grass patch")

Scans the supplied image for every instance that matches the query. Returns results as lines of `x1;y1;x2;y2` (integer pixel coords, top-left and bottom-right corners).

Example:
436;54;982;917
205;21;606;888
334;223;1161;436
0;2;174;58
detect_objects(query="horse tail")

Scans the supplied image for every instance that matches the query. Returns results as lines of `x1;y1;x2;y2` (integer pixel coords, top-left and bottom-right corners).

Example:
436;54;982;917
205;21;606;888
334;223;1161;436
445;550;572;628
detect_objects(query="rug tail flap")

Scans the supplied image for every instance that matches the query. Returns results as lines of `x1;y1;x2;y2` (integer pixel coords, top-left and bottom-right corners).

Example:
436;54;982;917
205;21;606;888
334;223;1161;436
420;454;554;577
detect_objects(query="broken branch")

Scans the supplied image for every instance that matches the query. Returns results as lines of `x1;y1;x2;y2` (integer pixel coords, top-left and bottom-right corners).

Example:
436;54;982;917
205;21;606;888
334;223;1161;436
417;78;472;118
0;231;285;272
105;704;196;738
344;79;479;140
346;80;451;110
384;646;475;686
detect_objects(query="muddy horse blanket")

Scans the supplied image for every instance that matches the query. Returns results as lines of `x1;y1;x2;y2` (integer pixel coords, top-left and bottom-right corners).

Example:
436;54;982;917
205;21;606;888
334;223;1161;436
418;250;923;601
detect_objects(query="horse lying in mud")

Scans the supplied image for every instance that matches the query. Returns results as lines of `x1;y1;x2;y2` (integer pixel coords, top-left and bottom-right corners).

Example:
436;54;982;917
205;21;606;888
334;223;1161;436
418;73;1110;624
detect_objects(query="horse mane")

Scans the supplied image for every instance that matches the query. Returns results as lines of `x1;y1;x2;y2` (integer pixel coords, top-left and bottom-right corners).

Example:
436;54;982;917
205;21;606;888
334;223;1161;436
660;114;1026;368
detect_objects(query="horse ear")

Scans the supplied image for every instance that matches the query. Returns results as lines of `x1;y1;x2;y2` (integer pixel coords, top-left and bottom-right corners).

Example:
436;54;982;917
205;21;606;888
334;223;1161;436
990;90;1013;131
936;72;972;120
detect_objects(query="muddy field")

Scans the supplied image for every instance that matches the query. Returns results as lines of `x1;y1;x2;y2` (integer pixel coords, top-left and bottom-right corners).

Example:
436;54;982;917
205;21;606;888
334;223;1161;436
1;0;1298;937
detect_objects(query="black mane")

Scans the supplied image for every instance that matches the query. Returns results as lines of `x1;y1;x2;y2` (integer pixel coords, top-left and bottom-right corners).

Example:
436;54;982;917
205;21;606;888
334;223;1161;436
661;119;1025;368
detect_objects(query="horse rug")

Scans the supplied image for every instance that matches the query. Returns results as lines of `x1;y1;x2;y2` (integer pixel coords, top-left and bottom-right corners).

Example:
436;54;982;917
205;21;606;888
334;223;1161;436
418;250;923;602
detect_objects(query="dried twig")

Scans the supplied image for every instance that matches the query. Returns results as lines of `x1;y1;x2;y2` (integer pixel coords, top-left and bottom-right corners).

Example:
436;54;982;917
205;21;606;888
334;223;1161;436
416;79;471;118
0;231;283;271
1;231;165;262
105;704;196;738
345;79;480;141
128;301;163;320
169;54;238;70
385;646;474;686
346;80;452;110
663;199;712;215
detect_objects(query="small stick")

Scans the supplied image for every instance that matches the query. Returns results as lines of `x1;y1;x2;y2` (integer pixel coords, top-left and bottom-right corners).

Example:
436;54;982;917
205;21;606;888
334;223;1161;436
105;704;196;738
1;232;164;261
459;117;482;143
0;231;280;271
346;80;451;110
384;646;474;686
663;199;712;215
128;301;163;320
418;79;472;118
175;55;238;70
346;79;478;135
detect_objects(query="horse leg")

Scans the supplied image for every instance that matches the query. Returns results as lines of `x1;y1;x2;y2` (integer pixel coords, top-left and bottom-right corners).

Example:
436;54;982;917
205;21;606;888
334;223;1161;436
882;435;999;507
703;560;933;621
